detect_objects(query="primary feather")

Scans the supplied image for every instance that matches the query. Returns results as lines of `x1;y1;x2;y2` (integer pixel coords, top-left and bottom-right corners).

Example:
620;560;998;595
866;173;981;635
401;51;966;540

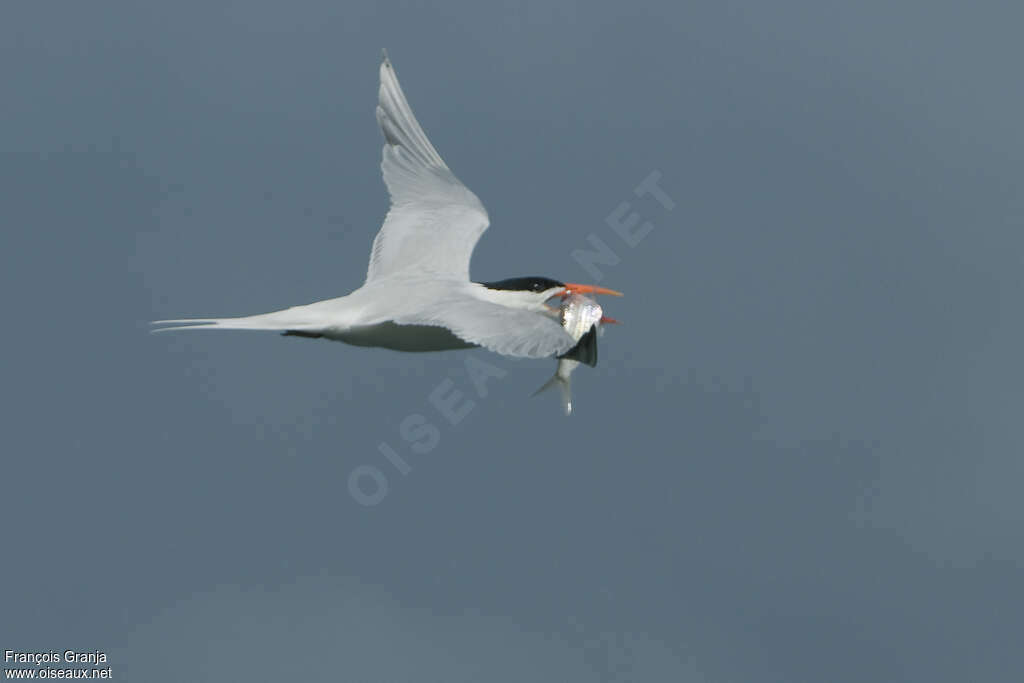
368;53;490;282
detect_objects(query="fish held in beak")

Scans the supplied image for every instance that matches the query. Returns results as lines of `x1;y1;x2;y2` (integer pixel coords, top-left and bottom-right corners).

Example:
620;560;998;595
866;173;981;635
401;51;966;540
534;292;618;415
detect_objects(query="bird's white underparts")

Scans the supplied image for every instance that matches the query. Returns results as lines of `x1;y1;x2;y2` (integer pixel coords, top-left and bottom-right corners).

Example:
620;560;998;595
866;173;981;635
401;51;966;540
153;51;621;400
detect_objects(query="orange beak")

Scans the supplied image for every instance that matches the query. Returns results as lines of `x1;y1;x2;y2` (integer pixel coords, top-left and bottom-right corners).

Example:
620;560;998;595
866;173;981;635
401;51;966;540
562;283;624;297
600;315;621;324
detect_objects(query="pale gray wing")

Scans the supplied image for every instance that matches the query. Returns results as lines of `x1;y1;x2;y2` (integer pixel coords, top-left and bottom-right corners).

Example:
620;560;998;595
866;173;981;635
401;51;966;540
393;296;576;359
366;52;490;283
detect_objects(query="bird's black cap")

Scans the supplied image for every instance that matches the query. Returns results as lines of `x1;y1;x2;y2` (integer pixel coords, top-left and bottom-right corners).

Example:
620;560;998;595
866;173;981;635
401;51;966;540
480;276;565;293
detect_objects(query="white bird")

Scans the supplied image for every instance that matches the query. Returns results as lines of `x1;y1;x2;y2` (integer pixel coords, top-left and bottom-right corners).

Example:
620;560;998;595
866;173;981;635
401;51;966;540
153;51;621;363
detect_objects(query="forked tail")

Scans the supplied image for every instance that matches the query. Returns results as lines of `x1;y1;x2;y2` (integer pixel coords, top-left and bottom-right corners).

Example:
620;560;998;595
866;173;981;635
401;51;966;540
150;308;319;334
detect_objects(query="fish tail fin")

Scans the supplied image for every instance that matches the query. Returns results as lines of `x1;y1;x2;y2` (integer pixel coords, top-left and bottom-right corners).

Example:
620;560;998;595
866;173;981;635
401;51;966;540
531;372;573;416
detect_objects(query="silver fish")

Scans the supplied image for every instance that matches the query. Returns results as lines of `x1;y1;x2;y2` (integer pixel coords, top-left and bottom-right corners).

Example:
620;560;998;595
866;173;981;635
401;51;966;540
532;293;604;415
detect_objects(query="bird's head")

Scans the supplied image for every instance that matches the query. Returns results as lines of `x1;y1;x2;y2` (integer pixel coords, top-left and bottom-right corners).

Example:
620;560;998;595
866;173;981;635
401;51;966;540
479;277;622;321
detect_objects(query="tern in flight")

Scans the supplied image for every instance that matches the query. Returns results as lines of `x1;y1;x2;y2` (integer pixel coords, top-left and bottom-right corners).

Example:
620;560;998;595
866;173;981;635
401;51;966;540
153;52;621;363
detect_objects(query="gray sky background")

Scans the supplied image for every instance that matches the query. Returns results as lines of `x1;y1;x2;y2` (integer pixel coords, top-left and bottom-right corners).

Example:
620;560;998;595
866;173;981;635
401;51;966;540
3;1;1023;681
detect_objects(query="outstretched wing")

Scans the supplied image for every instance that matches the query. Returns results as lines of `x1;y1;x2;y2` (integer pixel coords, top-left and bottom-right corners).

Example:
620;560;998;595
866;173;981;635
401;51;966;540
366;52;490;283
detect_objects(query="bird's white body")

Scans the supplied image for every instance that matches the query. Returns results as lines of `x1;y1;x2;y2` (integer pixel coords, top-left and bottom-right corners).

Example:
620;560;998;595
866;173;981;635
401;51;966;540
154;52;619;366
157;275;569;357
